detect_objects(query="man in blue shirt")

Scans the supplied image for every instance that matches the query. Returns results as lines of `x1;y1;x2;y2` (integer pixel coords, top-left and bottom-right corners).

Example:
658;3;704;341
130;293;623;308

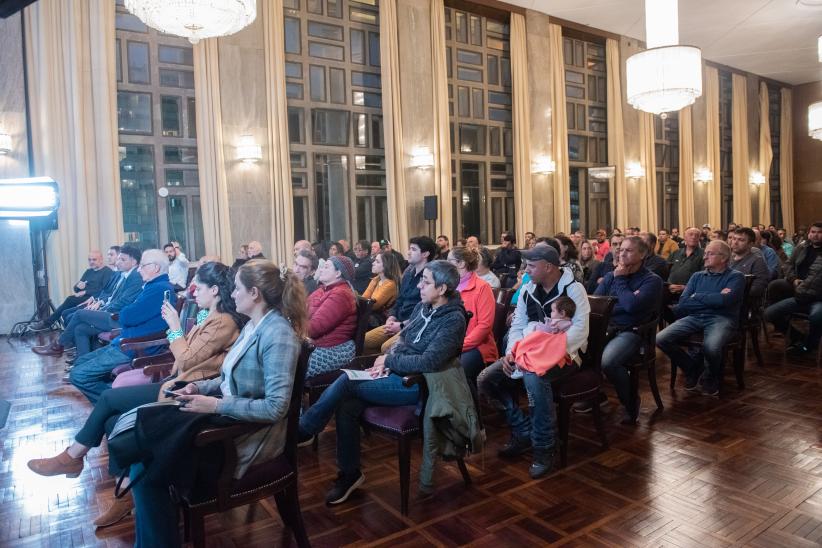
592;236;662;423
656;240;745;396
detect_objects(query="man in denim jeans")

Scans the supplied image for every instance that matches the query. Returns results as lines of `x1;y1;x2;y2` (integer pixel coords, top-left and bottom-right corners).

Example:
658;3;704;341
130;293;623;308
656;240;745;396
478;244;590;478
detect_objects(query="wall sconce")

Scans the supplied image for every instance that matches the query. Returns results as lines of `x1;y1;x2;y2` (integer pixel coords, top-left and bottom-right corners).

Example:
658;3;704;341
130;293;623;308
588;166;615;180
694;168;713;184
236;135;262;163
531;156;556;174
409;146;434;169
749;171;766;186
0;131;11;155
625;163;645;180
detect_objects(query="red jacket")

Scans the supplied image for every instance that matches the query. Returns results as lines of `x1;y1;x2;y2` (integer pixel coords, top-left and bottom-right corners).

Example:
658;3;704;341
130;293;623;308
460;272;498;363
307;281;357;348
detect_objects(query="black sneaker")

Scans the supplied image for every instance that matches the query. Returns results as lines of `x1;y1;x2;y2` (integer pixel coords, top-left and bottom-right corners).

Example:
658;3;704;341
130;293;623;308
325;471;365;506
621;396;641;425
700;379;719;397
297;430;315;448
786;343;810;357
529;447;556;479
684;372;703;392
497;436;531;458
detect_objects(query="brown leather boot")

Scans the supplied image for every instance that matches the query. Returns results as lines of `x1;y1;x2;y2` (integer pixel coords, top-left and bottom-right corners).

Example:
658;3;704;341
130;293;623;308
32;342;64;356
93;492;134;528
27;449;83;478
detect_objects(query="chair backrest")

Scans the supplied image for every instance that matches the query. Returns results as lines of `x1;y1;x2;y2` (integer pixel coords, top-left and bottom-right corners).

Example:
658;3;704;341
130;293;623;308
354;297;374;355
283;341;315;466
581;296;617;372
491;287;501;301
496;287;515;305
492;301;509;356
738;274;755;326
633;316;659;362
186;266;197;285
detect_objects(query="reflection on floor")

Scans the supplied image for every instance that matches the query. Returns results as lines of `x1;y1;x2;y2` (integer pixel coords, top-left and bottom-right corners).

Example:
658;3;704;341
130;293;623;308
1;331;821;547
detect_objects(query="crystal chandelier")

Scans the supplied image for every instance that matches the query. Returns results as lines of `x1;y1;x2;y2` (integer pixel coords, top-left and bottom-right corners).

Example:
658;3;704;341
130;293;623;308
626;0;702;116
124;0;257;44
809;102;822;141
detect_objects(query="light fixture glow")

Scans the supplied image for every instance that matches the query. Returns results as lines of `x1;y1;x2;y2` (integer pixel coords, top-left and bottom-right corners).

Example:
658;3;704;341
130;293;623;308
531;156;556;174
626;0;702;115
749;171;766;185
588;166;616;180
409;147;434;169
236;135;262;163
0;132;11;155
810;101;822;141
694;168;713;183
124;0;256;44
819;36;822;62
0;177;60;218
625;163;646;179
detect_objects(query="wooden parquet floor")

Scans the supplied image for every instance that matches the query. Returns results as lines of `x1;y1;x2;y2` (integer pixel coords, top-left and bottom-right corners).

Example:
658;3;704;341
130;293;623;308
1;331;821;547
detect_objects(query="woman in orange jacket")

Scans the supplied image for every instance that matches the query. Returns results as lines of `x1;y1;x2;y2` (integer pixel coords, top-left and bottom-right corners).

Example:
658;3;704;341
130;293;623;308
446;246;498;388
362;251;401;327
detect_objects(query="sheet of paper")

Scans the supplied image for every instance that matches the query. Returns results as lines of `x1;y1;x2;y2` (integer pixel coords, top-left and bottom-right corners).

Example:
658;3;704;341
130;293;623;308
341;368;389;381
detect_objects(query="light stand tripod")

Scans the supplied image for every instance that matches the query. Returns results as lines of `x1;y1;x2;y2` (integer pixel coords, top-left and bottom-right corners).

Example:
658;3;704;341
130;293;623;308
10;217;57;337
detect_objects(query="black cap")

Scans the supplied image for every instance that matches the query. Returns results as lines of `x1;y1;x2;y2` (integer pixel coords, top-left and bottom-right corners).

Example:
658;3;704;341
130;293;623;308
521;243;560;265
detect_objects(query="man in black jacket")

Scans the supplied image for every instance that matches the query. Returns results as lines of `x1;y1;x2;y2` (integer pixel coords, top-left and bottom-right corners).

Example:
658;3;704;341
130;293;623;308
491;231;522;287
351;240;374;294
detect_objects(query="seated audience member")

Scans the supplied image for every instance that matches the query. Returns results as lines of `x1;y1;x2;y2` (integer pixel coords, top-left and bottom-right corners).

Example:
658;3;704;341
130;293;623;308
33;247;144;358
306;256;358;378
232;240;265;270
293;249;319;295
68;249;175;404
491;231;522;286
351;240;374;294
764;222;822;356
667;227;704;292
586;233;625;293
612;227;623;237
524;231;537;250
656;240;745;396
27;262;242;527
656;229;679;259
556;234;583;283
670;227;683;246
234;244;249;268
338;239;356;260
293;239;313;257
370;240;381;257
761;230;788;271
435;234;451;260
328;241;345;258
569;231;583;250
579;240;601;286
362;251;401;328
699;224;711;247
478;244;590;478
752;228;780;279
640;232;669;279
593;229;610;261
466;235;481;250
511;238;562;304
777;228;794;258
448;246;498;386
729;228;770;298
711;229;726;242
299;261;468;504
128;261;303;547
591;236;662;423
31;250;113;331
476;247;501;289
727;222;738;233
363;236;436;354
164;242;189;291
381;239;408;271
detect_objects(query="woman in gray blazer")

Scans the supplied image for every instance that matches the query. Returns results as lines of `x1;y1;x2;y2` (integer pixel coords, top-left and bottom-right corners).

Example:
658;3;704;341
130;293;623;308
132;259;307;548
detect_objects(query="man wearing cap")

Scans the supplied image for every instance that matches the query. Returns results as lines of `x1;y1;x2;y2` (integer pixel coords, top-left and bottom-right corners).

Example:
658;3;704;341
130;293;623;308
380;239;408;272
363;236;437;354
478;243;590;478
306;254;358;377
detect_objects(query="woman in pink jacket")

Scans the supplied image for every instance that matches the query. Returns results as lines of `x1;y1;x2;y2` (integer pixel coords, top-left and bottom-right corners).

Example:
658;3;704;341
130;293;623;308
447;246;498;388
306;256;358;377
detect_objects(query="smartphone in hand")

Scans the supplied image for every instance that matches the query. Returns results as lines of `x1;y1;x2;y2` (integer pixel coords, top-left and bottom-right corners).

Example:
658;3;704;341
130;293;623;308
162;388;178;398
163;290;171;304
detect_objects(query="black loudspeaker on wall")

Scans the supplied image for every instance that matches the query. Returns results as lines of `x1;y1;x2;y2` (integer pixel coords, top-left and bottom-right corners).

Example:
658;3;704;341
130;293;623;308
423;195;438;221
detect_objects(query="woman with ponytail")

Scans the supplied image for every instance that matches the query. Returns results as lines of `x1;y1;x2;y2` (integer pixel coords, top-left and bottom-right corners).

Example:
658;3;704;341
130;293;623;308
28;261;244;528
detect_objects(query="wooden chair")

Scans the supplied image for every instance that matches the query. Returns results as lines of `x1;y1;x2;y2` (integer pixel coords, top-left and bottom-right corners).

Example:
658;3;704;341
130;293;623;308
492;301;511;357
669;275;755;390
552;295;616;467
98;298;186;345
353;297;374;356
626;316;664;412
746;296;766;368
178;341;315;548
495;287;515;305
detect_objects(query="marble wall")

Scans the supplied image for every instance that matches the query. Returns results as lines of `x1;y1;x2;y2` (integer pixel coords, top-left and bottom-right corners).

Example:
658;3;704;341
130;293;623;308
0;13;37;334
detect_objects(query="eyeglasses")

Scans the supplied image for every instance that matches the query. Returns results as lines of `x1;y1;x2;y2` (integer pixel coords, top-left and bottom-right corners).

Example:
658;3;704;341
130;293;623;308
138;262;158;270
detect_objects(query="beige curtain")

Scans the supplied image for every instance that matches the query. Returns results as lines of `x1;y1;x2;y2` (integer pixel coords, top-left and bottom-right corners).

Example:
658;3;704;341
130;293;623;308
262;0;294;267
638;113;658;233
379;0;408;248
678;106;696;229
24;0;123;302
510;13;532;242
705;66;722;229
780;89;795;234
431;0;453;240
193;39;233;263
758;82;772;226
548;23;570;234
606;38;627;230
731;73;751;227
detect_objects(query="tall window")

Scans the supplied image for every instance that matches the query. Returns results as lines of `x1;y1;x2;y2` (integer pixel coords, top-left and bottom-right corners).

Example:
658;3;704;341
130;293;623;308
655;113;679;230
563;34;608;235
718;70;733;228
283;0;388;244
115;1;204;258
767;83;782;228
445;7;514;243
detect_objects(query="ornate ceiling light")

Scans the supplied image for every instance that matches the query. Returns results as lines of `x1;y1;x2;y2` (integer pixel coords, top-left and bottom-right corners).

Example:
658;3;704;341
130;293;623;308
124;0;257;44
626;0;702;116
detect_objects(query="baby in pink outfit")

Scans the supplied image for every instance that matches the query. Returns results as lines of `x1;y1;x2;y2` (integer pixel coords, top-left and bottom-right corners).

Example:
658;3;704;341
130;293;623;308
534;296;575;334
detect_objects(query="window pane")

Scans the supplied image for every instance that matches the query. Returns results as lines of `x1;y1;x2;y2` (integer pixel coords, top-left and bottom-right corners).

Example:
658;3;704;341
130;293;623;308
368;32;380;67
371;115;383;148
568;134;587;161
472;88;484;119
116;13;147;32
488;108;511;122
159;68;194;88
457;49;482;65
310;65;326;101
285;17;301;54
187;97;196;138
458;86;470;117
329;68;345;104
158;44;193;65
459;124;485;154
350;6;377;24
286;82;304;99
285;61;303;78
308;20;343;41
127;41;150;84
470;15;482;46
350;29;365;63
117;91;152;133
308;41;344;61
116;39;122;82
163;145;198;164
354;113;367;146
351;71;380;88
288;107;304;143
457;67;482;82
160;96;181;137
312;109;350;145
487;54;498;85
119;145;158;246
352;91;381;108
